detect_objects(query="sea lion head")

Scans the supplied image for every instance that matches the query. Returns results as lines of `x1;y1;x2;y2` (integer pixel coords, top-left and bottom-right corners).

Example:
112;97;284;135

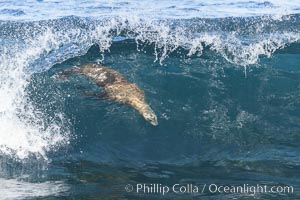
142;106;158;126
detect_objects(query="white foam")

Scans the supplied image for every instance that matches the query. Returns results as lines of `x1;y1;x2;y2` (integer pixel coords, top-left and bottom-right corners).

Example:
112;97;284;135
0;29;70;160
126;17;300;65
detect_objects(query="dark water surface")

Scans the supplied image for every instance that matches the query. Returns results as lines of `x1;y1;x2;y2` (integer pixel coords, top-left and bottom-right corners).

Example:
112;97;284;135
24;41;300;199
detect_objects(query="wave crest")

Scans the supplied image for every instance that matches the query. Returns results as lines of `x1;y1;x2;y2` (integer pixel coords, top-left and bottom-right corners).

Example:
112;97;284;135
0;14;300;159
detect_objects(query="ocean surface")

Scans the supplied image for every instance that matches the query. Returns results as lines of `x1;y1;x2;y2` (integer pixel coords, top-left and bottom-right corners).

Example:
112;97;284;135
1;0;300;199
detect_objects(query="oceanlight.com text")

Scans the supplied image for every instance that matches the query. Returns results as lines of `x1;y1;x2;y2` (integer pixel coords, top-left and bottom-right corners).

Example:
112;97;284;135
124;183;294;196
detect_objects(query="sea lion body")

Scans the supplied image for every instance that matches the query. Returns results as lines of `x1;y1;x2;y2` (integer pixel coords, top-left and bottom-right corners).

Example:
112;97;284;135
62;64;158;126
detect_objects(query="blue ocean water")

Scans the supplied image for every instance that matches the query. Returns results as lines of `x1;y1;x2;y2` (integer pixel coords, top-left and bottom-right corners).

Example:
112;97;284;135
1;0;300;199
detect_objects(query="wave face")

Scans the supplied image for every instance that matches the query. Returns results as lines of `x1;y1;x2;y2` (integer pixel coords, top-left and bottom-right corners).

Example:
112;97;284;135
1;1;300;199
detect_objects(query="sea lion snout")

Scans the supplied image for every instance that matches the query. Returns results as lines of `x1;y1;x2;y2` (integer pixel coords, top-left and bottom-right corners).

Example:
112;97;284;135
142;107;158;126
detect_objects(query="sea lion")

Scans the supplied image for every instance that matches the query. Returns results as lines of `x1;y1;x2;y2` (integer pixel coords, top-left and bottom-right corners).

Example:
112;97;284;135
59;64;158;126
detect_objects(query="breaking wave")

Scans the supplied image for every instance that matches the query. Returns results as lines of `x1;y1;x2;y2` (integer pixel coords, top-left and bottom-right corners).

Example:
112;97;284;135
0;13;300;160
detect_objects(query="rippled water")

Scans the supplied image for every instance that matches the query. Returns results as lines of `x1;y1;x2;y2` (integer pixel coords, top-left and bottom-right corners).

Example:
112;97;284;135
1;0;300;20
1;0;300;199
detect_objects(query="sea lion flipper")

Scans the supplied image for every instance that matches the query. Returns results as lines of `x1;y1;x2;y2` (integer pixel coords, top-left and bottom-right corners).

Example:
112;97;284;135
57;66;82;79
82;91;110;100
